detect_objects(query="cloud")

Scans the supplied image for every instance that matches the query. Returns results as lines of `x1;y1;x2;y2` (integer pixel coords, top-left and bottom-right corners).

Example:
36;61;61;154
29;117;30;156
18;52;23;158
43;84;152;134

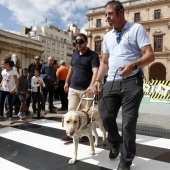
0;0;109;31
0;23;4;28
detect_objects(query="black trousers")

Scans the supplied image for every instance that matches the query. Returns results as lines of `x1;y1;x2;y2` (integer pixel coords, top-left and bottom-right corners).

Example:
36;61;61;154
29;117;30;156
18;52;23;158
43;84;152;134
42;85;54;110
58;80;68;109
31;92;45;113
98;73;143;164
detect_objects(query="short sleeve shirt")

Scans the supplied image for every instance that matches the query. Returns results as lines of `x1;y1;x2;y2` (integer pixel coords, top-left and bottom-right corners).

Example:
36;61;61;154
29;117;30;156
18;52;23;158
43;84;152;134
70;49;100;90
1;69;17;91
103;21;151;81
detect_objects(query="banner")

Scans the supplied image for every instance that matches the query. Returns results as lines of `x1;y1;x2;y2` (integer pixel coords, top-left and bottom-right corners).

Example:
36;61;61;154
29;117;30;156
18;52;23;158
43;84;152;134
143;80;170;103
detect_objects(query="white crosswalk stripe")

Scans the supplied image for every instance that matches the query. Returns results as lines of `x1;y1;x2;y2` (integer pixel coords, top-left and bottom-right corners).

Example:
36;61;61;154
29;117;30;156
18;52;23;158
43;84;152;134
0;119;170;170
0;157;29;170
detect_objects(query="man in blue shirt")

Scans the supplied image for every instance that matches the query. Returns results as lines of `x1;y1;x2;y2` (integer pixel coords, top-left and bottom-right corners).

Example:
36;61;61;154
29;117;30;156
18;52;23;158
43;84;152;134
93;1;155;170
41;56;57;113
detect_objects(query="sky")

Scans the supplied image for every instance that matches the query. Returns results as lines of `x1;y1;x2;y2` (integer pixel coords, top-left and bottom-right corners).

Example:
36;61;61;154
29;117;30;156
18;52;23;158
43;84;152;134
0;0;111;34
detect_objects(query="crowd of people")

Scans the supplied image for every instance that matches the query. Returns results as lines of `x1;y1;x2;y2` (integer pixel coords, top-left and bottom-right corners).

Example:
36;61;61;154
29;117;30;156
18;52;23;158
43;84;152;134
0;55;68;124
0;1;155;170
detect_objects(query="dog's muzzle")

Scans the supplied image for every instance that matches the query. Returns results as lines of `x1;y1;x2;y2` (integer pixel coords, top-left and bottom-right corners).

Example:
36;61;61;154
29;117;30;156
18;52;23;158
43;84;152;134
68;130;75;136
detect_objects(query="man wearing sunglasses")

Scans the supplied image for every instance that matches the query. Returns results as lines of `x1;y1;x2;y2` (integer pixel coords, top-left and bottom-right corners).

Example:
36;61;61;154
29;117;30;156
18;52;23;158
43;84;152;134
93;1;155;170
27;55;43;115
60;33;100;142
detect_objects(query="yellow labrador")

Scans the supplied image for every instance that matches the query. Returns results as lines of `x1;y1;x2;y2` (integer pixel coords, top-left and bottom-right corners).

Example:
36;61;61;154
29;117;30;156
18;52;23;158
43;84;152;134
62;107;106;164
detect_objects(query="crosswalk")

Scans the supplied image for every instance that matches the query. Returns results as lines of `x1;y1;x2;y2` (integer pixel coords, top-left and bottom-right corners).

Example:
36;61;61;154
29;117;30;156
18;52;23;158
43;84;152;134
0;117;170;170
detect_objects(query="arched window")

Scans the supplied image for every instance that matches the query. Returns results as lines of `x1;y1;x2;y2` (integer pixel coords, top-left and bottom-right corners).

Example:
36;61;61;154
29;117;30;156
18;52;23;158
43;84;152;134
153;29;165;52
154;36;163;52
94;36;102;55
95;41;101;55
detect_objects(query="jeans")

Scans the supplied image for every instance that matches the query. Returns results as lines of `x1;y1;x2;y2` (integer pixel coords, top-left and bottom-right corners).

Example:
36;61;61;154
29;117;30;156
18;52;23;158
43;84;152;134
98;73;143;164
0;91;14;118
26;91;31;110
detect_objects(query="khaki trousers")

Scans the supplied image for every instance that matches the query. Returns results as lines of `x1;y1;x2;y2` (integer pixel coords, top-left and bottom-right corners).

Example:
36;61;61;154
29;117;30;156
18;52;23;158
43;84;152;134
68;88;94;111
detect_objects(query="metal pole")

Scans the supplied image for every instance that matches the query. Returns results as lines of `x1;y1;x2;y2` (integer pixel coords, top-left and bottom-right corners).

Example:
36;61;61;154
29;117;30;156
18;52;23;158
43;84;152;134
37;86;40;119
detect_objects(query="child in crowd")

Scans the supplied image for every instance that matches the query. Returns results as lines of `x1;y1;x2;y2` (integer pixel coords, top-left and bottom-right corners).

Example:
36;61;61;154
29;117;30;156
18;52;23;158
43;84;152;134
31;68;46;116
0;57;18;124
0;60;4;82
17;67;28;120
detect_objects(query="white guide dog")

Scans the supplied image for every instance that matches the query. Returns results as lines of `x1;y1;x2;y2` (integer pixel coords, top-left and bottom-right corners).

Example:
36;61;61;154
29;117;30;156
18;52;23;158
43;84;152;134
62;107;107;164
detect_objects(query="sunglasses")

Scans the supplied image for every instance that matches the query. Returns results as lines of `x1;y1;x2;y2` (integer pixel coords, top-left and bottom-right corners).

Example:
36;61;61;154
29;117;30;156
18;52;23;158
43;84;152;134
35;58;40;60
76;39;85;45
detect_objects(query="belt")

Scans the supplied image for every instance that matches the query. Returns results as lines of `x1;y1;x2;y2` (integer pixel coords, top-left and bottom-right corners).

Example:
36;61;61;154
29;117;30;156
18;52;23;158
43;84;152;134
125;72;140;80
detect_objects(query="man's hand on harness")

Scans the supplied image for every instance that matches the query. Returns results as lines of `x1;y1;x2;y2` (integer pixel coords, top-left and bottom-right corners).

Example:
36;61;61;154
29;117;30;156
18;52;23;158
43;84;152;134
85;85;93;93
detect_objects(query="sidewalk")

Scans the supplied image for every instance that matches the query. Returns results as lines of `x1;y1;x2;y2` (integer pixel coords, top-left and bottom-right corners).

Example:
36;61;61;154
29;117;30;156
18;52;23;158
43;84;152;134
117;96;170;139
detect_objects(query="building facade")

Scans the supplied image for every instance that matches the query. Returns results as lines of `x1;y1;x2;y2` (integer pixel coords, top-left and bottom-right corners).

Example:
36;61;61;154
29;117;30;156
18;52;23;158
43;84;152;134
20;24;75;65
0;29;43;69
86;0;170;81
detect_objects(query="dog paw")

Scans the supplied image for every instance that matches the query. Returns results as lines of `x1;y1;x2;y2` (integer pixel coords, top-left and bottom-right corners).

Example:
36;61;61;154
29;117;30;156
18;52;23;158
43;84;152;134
103;139;107;146
90;151;95;155
68;158;76;164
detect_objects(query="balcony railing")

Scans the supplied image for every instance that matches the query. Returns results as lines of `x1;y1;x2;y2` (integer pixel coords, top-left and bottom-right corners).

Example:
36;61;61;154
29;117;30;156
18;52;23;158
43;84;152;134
87;0;160;14
123;0;158;7
91;23;107;28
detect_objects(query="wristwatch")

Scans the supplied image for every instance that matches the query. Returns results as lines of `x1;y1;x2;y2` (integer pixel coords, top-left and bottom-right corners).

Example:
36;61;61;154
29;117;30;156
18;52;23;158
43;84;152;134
132;62;138;70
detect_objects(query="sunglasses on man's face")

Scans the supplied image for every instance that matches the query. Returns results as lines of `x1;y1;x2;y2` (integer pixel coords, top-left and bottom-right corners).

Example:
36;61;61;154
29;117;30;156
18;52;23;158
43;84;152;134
76;39;85;45
35;58;40;60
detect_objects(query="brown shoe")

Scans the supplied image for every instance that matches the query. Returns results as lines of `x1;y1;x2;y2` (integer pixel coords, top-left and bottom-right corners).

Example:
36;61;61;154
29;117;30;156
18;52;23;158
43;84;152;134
60;135;73;141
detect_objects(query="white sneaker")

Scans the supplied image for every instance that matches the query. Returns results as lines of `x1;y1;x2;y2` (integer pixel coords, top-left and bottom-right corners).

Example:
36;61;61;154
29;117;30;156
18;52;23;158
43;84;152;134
18;113;25;120
18;113;22;119
9;118;14;124
21;114;26;120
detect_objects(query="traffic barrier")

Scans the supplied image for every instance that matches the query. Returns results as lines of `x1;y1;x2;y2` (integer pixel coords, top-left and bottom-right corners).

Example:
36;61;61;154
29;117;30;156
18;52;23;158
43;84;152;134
150;81;170;100
143;81;152;95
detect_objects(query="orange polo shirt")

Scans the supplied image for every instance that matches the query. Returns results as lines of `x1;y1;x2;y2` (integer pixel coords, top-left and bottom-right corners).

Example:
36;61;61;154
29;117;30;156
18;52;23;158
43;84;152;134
56;65;69;81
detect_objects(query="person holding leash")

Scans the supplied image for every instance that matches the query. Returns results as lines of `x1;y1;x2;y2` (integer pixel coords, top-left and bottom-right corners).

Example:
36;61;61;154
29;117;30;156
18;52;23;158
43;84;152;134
93;1;155;170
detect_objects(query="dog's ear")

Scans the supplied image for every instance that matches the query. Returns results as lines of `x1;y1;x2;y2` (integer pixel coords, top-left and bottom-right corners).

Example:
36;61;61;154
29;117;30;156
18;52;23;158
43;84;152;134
62;116;64;127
